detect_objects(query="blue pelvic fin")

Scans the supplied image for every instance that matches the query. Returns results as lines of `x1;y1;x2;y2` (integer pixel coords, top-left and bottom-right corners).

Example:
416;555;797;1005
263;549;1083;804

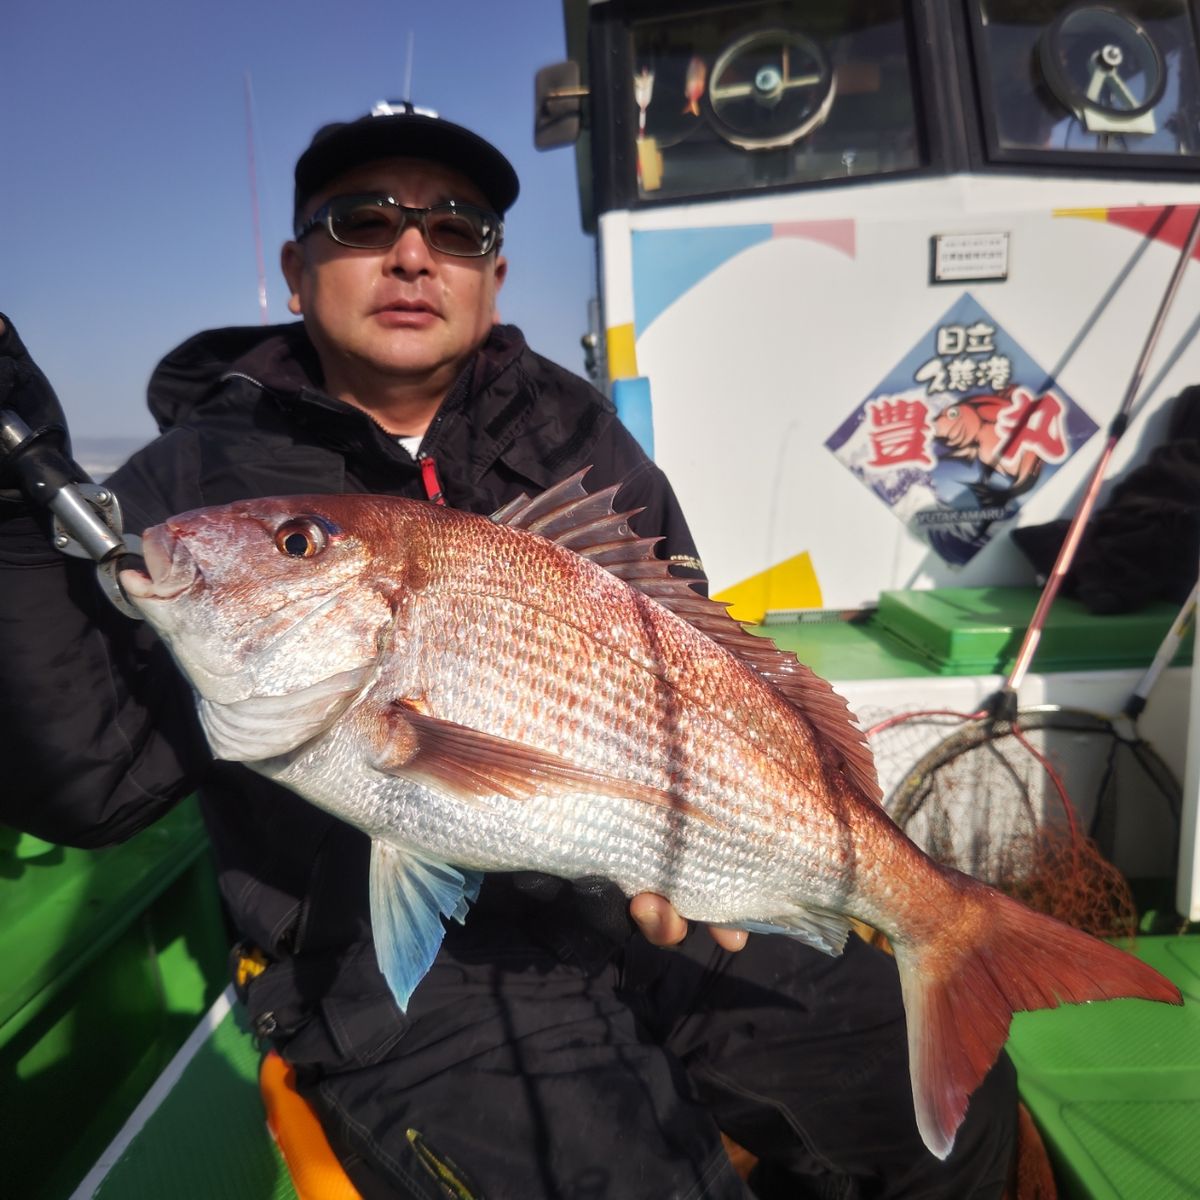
369;839;482;1011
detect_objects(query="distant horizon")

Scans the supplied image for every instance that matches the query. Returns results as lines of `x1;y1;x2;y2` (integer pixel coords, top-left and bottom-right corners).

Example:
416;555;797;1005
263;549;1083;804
73;434;152;481
75;435;152;447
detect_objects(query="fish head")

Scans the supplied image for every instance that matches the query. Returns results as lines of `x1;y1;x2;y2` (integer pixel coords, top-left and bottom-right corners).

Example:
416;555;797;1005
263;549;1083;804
120;495;411;714
933;405;960;441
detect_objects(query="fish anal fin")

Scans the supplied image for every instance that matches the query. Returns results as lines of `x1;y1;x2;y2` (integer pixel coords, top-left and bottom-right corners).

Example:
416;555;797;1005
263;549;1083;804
733;907;854;957
369;840;482;1011
374;702;716;824
491;473;882;806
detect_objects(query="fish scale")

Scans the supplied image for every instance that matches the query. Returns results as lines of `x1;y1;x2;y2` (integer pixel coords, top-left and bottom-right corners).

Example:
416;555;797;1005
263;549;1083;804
358;584;852;929
417;571;824;800
121;475;1183;1161
401;587;825;863
266;578;810;921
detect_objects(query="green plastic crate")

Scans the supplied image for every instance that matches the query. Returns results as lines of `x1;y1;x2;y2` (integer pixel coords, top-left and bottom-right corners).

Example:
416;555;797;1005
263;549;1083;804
1007;934;1200;1200
874;587;1194;676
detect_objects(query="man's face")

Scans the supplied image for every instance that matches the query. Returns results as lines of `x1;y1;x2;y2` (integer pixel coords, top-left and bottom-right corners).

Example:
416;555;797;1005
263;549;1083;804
281;158;507;398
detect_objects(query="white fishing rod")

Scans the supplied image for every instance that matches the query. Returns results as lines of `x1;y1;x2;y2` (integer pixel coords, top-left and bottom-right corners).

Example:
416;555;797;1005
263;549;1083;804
995;204;1200;715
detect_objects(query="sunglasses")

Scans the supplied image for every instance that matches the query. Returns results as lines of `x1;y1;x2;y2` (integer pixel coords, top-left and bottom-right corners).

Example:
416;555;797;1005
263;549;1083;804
295;194;503;257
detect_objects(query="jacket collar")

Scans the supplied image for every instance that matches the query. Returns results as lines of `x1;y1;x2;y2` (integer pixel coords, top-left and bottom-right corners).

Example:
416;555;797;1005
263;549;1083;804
147;320;531;437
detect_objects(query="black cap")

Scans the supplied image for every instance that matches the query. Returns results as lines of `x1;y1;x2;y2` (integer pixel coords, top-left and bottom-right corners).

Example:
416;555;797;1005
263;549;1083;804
293;102;520;227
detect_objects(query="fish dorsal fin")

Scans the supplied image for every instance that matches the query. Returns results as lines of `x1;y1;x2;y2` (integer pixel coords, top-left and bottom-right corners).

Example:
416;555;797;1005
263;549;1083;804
491;470;643;547
490;472;883;806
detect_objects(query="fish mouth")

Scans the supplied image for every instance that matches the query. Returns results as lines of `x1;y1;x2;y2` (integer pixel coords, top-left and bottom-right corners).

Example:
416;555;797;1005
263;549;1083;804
118;524;200;604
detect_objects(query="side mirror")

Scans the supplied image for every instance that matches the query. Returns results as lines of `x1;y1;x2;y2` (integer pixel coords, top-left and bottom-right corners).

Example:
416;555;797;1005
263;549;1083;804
534;61;588;150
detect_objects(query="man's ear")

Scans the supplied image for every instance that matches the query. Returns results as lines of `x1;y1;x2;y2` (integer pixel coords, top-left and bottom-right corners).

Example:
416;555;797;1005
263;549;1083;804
281;241;305;316
490;255;508;324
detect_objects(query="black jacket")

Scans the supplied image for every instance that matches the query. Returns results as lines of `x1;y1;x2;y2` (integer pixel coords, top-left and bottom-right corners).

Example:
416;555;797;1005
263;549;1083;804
0;322;703;1067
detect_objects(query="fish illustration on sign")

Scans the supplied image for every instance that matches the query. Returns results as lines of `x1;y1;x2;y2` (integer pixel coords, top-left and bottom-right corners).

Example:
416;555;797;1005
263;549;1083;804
120;473;1178;1161
932;387;1062;505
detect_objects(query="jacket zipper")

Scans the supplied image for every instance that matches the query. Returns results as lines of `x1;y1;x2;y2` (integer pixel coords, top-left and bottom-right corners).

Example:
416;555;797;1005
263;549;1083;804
224;368;452;505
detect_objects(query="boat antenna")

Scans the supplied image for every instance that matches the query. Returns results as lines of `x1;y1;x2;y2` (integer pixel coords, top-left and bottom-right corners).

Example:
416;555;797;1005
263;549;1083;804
403;31;415;105
243;71;269;325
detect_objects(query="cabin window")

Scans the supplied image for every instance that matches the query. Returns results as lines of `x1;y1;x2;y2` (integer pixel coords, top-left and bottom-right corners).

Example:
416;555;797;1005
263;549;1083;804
627;0;922;202
971;0;1200;164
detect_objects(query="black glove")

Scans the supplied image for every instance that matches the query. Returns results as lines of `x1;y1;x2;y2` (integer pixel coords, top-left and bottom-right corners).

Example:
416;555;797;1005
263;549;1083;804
0;314;86;511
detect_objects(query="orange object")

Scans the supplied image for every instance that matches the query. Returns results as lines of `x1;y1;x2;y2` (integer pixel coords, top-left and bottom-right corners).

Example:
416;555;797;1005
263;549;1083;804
259;1049;362;1200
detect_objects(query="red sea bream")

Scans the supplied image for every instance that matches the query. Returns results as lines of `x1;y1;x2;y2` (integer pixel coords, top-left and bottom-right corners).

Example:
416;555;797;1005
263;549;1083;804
120;474;1181;1159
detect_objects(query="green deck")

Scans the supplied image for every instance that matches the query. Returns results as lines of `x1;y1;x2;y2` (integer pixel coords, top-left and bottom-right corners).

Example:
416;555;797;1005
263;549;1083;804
0;801;228;1200
88;995;296;1200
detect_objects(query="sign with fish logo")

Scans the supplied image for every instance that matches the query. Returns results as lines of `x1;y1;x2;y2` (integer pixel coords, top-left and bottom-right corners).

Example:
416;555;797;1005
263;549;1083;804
825;293;1098;565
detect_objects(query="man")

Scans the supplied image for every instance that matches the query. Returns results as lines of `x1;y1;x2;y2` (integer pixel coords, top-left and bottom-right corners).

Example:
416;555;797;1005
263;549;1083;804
0;107;1016;1198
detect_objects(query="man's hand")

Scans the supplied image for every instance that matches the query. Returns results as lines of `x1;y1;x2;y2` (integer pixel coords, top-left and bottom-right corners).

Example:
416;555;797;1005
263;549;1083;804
0;315;70;435
0;314;82;509
630;893;748;952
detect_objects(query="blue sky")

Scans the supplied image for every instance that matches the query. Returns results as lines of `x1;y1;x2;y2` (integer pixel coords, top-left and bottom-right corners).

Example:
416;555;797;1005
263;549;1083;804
4;0;594;439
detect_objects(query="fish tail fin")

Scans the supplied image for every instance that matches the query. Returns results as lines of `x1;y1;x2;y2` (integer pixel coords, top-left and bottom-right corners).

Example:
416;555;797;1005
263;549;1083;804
892;879;1181;1160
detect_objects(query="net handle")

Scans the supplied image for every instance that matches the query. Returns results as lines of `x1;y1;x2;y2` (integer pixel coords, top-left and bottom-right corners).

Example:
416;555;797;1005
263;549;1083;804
1123;580;1199;720
997;206;1200;707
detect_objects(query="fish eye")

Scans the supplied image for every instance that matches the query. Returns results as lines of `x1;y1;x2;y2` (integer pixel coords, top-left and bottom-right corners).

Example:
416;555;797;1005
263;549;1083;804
946;407;959;419
274;517;329;559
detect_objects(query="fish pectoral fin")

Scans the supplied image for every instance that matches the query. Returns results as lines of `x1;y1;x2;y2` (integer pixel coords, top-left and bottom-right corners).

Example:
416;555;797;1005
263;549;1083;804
369;840;483;1012
374;702;714;822
735;906;854;957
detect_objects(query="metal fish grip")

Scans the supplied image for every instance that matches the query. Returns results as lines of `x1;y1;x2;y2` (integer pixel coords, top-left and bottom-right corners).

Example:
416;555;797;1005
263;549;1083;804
0;408;143;619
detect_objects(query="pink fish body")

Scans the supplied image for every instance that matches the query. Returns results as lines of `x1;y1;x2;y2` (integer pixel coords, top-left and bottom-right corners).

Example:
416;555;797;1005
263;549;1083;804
121;475;1181;1159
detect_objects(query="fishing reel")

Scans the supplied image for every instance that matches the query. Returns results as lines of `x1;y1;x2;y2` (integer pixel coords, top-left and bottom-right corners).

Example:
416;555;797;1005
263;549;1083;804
0;408;143;619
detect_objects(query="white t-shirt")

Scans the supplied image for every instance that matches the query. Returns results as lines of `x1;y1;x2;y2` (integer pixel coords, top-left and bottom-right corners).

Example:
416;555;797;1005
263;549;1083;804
397;435;422;458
